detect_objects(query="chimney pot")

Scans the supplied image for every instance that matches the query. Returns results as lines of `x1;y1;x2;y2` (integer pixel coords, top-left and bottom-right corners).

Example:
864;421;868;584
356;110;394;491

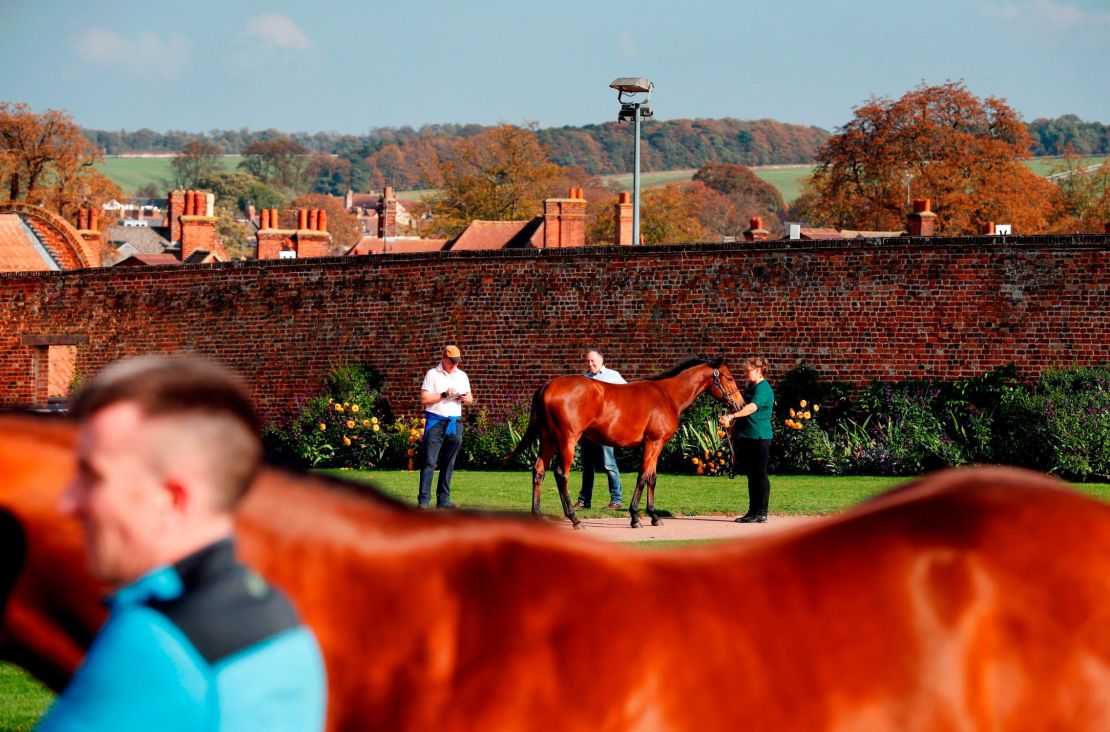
750;216;762;230
298;209;308;230
619;191;631;204
318;210;328;232
308;209;318;231
913;198;931;213
384;186;394;200
77;209;88;230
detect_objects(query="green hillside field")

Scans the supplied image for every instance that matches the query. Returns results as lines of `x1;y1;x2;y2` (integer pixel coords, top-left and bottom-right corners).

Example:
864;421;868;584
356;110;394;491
98;155;1106;205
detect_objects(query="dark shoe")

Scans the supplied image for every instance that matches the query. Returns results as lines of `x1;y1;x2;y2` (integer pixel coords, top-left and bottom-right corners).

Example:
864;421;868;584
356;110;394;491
606;502;623;509
735;514;767;523
437;503;457;510
573;500;590;509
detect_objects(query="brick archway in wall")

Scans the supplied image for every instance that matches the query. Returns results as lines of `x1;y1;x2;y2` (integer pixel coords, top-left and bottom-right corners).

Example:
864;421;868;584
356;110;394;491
0;201;96;269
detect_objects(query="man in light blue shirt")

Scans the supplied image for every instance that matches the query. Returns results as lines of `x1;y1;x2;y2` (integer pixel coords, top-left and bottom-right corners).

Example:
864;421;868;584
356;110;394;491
574;350;626;509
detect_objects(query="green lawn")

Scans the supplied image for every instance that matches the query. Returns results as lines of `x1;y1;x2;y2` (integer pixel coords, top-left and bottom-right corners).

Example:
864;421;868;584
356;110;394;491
0;663;53;731
95;155;243;195
320;469;1110;517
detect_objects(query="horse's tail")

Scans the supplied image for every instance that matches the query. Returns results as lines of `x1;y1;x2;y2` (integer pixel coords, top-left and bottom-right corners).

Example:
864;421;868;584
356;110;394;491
501;385;545;469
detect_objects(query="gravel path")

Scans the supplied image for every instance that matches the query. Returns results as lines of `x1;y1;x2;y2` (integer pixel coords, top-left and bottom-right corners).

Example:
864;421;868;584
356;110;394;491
551;514;823;542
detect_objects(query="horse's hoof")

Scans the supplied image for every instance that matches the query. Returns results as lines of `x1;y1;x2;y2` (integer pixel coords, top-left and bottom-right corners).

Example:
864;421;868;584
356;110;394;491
572;522;585;531
651;518;664;527
631;520;642;529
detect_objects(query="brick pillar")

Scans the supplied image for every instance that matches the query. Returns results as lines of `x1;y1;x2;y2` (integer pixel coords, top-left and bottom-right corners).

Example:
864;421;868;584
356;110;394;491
169;190;187;243
378;187;397;238
180;189;220;261
743;216;770;242
907;198;937;237
615;191;633;246
543;188;587;248
75;208;103;267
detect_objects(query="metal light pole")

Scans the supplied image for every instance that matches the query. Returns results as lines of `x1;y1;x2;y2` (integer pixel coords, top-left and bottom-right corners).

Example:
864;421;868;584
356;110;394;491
610;77;653;246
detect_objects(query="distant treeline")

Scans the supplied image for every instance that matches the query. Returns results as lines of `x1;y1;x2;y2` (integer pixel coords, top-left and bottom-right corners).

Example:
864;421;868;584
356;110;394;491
81;115;1107;191
81;119;829;190
1026;115;1110;157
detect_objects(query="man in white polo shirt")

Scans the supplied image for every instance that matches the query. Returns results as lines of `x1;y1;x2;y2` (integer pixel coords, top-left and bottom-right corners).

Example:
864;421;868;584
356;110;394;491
417;345;474;508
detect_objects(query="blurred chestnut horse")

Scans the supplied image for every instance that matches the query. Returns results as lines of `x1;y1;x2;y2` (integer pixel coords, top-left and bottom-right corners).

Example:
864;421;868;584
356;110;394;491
4;413;1110;731
508;357;743;528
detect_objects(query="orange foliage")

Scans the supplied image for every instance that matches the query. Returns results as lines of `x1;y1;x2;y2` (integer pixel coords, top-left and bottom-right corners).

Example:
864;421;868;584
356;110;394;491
798;82;1061;235
0;103;121;218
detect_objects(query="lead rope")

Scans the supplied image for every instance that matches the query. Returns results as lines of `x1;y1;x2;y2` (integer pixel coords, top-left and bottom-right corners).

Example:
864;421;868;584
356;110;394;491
712;370;741;479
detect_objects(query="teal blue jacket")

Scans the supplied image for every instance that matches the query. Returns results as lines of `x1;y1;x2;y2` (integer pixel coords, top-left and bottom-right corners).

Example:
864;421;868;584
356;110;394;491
36;540;326;731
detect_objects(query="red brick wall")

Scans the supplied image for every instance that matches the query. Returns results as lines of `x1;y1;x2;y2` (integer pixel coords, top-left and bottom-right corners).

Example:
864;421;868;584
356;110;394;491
2;235;1108;424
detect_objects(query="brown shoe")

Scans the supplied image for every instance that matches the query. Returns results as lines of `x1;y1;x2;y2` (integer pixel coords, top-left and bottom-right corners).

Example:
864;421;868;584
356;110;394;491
573;500;589;509
606;502;623;509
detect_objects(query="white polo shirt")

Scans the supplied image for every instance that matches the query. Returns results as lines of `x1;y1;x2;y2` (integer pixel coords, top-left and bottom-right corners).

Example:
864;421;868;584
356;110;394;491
421;364;471;418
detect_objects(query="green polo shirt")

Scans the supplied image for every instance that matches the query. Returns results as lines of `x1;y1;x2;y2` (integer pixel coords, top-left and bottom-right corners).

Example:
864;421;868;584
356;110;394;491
734;380;774;440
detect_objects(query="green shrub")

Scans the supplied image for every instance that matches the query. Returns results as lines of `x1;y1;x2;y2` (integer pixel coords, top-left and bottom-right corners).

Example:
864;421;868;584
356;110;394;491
996;366;1110;481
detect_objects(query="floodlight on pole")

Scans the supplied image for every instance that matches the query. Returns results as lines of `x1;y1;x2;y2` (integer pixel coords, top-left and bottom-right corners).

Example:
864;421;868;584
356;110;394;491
610;77;653;246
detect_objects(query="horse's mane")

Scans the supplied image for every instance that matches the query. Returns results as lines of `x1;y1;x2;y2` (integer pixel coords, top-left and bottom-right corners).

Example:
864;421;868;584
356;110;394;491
646;356;725;381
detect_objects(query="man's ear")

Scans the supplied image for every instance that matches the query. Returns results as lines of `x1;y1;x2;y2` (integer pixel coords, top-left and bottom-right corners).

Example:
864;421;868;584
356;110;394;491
162;476;189;513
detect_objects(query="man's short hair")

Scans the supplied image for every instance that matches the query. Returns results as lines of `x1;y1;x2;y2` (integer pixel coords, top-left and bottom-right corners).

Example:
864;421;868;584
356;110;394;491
71;354;262;509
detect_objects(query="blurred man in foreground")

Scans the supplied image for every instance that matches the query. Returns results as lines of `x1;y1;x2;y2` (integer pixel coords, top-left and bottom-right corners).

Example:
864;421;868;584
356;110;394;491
37;354;326;731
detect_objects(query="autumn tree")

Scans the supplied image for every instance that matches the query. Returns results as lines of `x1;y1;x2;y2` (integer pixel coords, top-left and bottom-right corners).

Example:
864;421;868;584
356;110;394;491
797;82;1060;235
290;193;363;254
693;163;786;235
0;102;121;217
1051;152;1110;232
240;138;310;193
419;125;561;237
306;153;352;195
171;140;223;188
638;183;716;244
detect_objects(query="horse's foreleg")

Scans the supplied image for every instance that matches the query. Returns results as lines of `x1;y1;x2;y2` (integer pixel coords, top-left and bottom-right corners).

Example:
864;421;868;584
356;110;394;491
629;475;646;529
642;441;665;526
554;443;583;529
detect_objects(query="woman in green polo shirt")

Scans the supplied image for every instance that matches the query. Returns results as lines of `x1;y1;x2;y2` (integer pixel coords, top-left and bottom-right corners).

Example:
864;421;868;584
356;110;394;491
719;356;775;523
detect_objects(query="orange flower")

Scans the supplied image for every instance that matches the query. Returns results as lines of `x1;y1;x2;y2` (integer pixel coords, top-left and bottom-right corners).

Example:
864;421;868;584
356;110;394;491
372;425;380;432
343;436;351;446
716;429;726;438
351;404;360;413
362;419;371;427
789;408;796;417
799;400;808;408
346;420;356;429
318;423;327;431
692;457;700;465
334;404;344;413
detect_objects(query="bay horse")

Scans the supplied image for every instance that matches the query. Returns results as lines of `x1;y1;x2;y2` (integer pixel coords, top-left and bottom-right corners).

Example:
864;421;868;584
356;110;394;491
4;413;1110;730
507;357;743;529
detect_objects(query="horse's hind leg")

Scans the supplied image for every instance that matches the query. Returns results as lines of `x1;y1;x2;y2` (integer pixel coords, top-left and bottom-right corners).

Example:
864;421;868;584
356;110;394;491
639;442;661;526
553;442;583;529
531;439;555;517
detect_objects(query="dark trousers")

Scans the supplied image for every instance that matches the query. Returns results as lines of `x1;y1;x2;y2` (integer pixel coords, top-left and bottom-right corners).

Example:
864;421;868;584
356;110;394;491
418;420;462;508
738;438;771;517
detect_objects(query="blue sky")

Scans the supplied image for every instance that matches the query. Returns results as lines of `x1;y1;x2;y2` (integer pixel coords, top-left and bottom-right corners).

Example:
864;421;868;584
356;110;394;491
1;0;1107;135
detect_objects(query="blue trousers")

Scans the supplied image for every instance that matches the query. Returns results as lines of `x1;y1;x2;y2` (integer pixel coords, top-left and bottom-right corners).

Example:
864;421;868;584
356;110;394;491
578;439;622;505
418;419;462;508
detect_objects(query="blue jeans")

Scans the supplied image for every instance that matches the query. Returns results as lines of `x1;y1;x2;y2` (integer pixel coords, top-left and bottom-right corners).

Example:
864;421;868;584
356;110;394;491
418;420;462;508
578;439;622;505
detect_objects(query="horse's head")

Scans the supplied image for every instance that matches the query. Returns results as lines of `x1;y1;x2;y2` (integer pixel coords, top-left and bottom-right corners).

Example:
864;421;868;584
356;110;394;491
706;360;744;413
0;415;106;691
